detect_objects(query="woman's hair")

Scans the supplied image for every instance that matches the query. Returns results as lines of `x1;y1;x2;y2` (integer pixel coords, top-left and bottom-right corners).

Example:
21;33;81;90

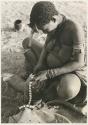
30;1;58;29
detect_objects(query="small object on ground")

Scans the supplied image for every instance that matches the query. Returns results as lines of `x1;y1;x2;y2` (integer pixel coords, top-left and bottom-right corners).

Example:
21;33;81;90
47;100;86;116
78;104;87;116
14;19;24;31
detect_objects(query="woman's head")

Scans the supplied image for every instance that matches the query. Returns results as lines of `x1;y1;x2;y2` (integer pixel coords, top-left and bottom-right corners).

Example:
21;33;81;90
29;1;58;33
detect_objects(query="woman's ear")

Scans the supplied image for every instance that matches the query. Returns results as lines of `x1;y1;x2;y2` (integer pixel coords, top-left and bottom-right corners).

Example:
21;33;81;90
27;23;38;33
51;17;56;22
51;15;57;22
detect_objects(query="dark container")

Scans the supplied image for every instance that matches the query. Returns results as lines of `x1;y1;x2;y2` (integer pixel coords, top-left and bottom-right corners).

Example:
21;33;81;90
14;19;22;31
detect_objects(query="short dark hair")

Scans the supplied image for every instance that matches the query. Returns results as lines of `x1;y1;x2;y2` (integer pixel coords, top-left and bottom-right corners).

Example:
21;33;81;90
30;1;58;29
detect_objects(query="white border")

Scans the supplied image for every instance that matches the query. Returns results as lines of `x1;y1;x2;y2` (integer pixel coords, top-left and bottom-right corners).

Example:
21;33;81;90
0;0;88;125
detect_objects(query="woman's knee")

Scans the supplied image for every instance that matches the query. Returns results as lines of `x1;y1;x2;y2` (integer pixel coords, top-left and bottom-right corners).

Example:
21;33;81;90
22;37;43;58
57;74;81;101
22;37;43;49
22;37;32;49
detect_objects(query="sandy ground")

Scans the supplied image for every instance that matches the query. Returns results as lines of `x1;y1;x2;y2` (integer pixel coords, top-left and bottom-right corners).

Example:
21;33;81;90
1;0;87;75
1;0;87;123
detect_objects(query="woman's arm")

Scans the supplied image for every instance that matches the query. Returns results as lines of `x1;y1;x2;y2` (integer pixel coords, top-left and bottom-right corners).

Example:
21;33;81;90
38;47;48;64
55;23;85;76
55;52;84;76
33;46;48;73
